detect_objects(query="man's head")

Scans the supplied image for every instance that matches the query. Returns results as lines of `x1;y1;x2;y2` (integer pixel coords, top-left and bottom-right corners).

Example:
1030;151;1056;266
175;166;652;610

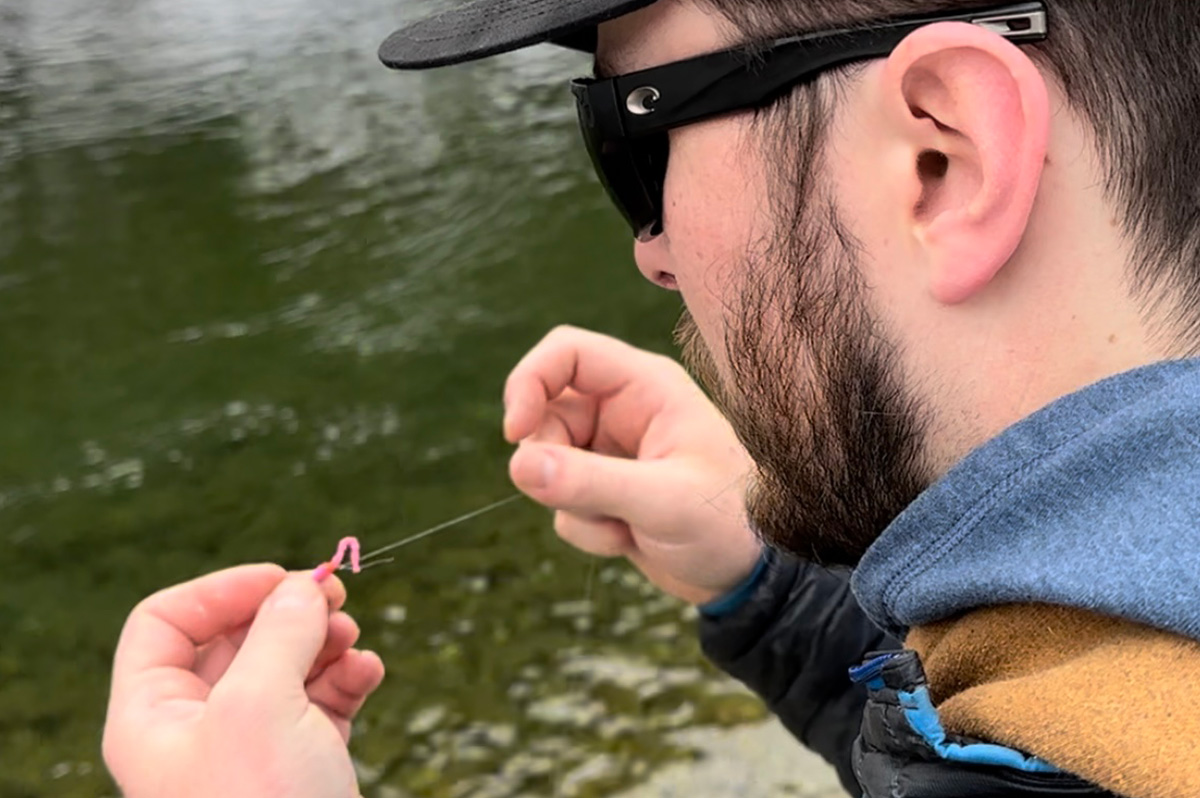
383;0;1200;565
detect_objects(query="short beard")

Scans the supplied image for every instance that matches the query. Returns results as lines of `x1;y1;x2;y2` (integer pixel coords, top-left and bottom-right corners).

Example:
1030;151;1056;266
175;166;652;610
675;198;933;568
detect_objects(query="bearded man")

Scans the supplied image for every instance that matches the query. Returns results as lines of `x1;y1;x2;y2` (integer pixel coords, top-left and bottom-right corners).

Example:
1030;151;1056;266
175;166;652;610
101;3;1200;797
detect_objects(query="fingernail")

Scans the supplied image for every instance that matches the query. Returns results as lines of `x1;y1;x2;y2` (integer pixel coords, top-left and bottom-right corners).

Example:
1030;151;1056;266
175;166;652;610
271;578;317;612
503;401;520;437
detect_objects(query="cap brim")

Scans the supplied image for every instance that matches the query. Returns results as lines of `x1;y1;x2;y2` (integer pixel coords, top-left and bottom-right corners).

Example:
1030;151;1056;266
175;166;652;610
379;0;657;70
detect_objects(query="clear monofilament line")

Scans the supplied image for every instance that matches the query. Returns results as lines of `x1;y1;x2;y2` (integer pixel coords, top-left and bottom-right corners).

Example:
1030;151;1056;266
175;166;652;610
356;556;395;571
344;493;524;570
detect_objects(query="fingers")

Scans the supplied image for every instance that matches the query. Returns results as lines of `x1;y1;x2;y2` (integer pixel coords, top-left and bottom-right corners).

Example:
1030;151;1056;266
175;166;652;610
306;649;386;743
528;389;597;448
106;565;349;778
194;635;241;687
193;612;360;687
509;441;657;522
306;612;360;682
504;326;658;443
553;511;635;558
218;574;332;704
110;564;289;708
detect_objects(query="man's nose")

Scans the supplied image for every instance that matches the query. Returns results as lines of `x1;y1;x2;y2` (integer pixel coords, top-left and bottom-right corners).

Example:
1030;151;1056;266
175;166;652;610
633;237;678;290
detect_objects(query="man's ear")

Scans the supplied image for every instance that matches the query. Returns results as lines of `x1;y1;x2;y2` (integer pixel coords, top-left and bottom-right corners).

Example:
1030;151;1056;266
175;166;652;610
878;22;1050;304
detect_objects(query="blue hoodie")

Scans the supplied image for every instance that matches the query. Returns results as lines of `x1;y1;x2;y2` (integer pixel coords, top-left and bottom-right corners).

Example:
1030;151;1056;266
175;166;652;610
851;359;1200;642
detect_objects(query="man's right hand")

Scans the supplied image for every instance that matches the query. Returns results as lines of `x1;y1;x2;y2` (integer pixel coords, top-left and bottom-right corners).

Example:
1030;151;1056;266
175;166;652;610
504;326;763;606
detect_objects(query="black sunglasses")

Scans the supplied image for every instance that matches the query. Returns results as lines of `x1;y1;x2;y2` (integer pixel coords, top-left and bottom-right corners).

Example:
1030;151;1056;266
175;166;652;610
570;1;1048;241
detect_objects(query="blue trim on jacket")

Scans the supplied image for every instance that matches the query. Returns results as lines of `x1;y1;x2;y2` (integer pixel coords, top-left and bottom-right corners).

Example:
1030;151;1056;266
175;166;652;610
897;686;1059;773
699;549;770;617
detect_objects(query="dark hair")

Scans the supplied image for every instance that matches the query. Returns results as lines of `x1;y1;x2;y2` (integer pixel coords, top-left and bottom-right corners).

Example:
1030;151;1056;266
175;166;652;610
703;0;1200;348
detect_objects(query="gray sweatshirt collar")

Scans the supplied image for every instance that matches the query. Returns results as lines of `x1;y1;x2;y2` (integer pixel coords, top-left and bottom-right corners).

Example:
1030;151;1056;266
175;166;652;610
852;359;1200;641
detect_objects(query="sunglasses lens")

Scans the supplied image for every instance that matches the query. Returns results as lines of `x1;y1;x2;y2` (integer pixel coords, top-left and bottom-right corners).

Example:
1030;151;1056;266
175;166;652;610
576;115;666;239
597;135;667;240
631;134;668;239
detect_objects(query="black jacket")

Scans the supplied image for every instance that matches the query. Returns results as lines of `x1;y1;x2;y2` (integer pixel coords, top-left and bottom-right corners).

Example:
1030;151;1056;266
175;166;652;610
698;550;1120;797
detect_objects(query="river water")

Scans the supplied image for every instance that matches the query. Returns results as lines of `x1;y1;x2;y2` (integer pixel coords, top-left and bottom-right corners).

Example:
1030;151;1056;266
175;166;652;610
0;1;785;796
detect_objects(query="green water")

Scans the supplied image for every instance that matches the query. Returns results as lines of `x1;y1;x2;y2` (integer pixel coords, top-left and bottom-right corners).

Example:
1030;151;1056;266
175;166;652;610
0;1;765;796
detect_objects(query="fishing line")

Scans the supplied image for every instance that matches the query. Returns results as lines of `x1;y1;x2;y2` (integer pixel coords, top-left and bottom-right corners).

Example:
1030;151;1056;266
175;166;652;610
339;493;524;572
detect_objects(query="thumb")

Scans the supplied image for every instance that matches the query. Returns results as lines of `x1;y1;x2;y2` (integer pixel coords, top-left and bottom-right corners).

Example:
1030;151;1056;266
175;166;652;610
222;573;330;697
510;441;654;521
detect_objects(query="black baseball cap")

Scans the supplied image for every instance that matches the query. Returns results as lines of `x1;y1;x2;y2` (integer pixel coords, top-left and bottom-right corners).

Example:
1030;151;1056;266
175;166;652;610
378;0;659;69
